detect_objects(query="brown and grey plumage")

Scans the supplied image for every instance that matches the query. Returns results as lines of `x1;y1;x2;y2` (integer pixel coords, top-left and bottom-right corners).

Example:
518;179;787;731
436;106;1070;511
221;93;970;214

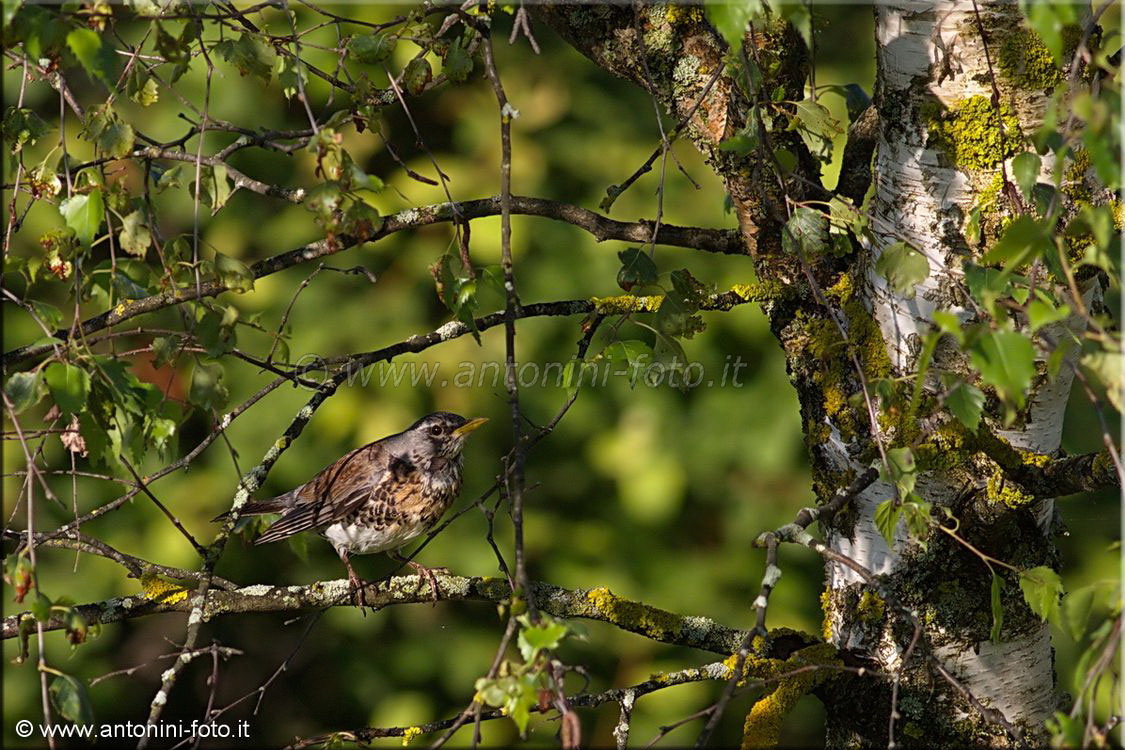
226;412;487;604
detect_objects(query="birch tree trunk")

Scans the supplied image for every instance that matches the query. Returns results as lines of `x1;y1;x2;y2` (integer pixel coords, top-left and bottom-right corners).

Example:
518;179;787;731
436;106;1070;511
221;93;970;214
820;3;1087;745
538;3;1106;747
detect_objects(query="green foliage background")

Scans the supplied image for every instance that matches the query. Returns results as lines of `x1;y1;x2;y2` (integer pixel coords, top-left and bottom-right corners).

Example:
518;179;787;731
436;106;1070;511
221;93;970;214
2;4;1119;747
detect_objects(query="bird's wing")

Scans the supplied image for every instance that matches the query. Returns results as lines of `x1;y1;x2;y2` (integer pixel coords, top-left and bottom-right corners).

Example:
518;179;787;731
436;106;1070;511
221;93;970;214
253;444;392;545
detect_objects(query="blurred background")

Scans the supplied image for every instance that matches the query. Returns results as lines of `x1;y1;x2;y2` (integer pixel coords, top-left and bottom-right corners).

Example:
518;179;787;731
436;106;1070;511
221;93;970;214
3;4;1119;747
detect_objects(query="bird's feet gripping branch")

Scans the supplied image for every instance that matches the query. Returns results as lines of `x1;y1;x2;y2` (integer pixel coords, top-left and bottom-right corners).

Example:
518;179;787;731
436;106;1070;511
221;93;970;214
224;412;489;611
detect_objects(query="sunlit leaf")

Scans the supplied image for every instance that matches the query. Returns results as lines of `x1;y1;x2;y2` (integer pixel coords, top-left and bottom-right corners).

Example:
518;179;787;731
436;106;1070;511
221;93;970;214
875;242;928;298
59;191;105;246
1018;566;1063;623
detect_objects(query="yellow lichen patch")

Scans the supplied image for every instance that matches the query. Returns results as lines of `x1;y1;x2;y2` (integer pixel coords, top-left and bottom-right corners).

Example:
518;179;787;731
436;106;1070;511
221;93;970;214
585;586;682;640
664;4;703;24
819;590;833;642
1019;450;1050;468
730;281;785;303
856;591;886;626
722;653;743;681
913;424;969;472
740;643;840;749
985;469;1036;509
401;726;422;746
591;295;663;315
140;572;190;605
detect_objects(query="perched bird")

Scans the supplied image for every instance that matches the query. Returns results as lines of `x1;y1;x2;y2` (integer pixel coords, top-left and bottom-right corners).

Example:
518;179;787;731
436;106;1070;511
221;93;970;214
224;412;488;605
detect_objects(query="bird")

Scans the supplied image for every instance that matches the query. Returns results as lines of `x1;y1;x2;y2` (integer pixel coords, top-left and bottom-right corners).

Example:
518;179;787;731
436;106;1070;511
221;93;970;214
221;412;488;606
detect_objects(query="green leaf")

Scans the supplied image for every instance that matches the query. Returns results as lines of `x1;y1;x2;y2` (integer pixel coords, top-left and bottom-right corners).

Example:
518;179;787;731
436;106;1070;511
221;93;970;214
874;498;901;547
155;164;183;192
277;55;307;100
781;206;829;256
403;57;432;96
964;207;982;247
881;446;917;498
774;1;812;48
981;215;1049;268
719;129;759;155
1011;152;1041;199
2;0;22;27
969;330;1037;412
4;371;43;414
944;377;985;431
655;269;708;339
1060;584;1100;641
1021;0;1078;65
2;106;49;153
214;253;255;293
1026;298;1070;332
443;38;473;83
963;262;1008;310
990;572;1004;644
118;211;152;257
1046;712;1086;748
616;248;657;291
1080;351;1122;412
91;115;134;159
348;32;395;64
67;28;119;87
561;358;598;398
792;98;842;162
517;615;568;660
214;33;274;80
44;363;90;415
49;673;94;725
932;311;965;344
875;242;928;299
772;147;797;172
151;336;180;368
30;591;51;621
704;1;764;51
60;191;105;246
196;164;234;215
126;68;159;106
601;340;652;372
900;499;932;544
1019;566;1063;623
189;361;228;412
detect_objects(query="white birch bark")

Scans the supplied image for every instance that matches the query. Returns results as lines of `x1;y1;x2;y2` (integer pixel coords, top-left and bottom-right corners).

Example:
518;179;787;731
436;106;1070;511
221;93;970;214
821;0;1083;732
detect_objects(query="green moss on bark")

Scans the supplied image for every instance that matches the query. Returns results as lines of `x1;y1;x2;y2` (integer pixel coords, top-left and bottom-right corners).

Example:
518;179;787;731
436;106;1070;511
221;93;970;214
925;96;1022;171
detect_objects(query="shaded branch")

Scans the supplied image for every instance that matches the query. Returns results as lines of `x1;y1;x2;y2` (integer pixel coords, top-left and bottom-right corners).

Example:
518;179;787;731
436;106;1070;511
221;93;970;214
971;426;1120;496
834;105;879;204
3;197;742;367
2;529;238;591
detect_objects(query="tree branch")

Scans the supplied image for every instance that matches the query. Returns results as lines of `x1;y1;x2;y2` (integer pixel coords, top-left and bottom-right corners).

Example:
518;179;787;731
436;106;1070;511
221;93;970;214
2;574;818;658
2;197;742;367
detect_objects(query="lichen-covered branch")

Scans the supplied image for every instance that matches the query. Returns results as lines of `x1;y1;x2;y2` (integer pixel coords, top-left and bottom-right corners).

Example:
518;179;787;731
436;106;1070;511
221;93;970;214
2;574;819;659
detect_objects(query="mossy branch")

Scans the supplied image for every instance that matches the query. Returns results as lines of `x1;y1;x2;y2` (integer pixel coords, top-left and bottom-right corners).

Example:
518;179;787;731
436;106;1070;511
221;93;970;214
1;574;819;657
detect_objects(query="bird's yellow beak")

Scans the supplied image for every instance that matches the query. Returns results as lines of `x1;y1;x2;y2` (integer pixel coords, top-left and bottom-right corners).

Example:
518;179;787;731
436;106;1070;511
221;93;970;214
453;417;489;436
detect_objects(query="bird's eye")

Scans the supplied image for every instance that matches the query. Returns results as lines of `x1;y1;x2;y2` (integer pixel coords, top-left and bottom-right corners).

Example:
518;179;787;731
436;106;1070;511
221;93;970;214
429;424;444;437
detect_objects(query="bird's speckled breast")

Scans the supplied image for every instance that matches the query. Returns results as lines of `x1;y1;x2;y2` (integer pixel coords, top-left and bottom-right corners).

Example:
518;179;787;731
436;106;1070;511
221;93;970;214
325;454;462;555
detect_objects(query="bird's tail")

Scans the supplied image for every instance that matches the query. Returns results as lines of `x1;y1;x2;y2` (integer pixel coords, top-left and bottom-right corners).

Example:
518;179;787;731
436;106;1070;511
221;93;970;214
210;491;296;523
